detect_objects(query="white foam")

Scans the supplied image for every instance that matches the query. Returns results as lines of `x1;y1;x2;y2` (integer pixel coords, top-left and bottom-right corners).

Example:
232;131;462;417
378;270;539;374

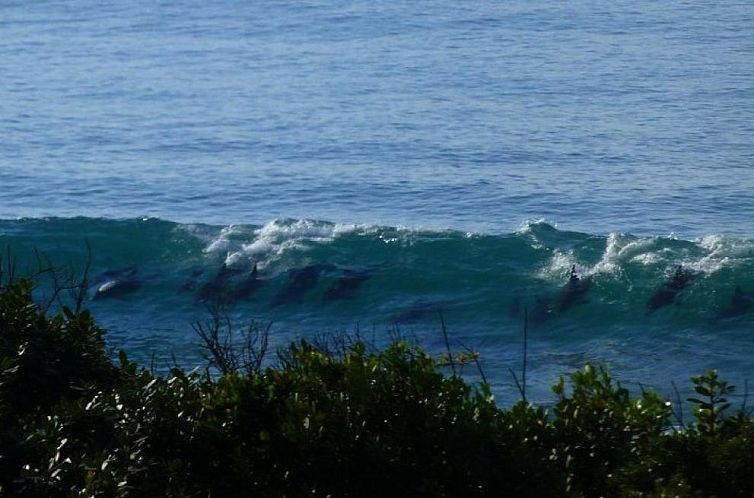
594;233;752;277
231;219;370;266
630;252;663;265
538;249;583;281
591;233;665;276
515;218;553;235
685;234;754;275
539;232;671;283
203;224;241;254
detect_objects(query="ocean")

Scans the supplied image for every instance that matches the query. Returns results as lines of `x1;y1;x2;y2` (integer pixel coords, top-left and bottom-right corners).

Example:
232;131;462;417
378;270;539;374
1;0;753;403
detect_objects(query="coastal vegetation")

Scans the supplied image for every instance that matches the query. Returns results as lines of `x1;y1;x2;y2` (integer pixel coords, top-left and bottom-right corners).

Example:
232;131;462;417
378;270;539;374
1;272;754;496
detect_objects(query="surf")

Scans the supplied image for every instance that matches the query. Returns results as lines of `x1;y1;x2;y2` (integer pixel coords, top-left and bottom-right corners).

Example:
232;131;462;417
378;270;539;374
2;216;753;404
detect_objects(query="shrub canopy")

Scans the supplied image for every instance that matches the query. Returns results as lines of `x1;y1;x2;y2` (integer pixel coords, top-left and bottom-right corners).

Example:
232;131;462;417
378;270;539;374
1;279;753;496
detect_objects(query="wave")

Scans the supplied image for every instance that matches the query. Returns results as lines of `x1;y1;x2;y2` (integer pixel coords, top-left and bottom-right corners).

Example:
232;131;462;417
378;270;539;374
2;216;753;403
2;216;753;321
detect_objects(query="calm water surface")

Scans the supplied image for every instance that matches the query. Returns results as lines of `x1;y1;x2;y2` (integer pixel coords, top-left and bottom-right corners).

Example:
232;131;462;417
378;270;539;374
2;0;753;235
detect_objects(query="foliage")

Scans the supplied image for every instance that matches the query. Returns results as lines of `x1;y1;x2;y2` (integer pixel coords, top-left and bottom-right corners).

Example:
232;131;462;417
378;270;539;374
1;279;754;496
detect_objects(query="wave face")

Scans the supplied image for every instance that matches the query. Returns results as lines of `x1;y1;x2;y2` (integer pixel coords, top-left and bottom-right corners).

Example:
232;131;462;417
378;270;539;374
2;217;754;404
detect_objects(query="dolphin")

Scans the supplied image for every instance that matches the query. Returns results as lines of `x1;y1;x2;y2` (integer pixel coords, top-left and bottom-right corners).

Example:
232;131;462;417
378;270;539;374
716;286;754;319
92;278;142;300
389;301;442;324
272;264;334;306
558;265;591;312
228;263;261;302
178;267;205;293
89;265;141;300
508;294;523;318
94;265;138;281
196;263;244;303
647;265;696;312
529;295;555;323
323;269;370;301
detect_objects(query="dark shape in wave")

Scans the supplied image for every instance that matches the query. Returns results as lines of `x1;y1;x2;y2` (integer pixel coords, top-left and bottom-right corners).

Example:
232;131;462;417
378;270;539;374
716;286;754;319
647;265;696;312
324;269;371;301
390;301;443;324
528;266;591;322
228;263;261;302
272;264;334;306
528;295;554;323
196;264;244;303
91;266;141;300
179;268;205;293
194;263;264;306
558;265;591;312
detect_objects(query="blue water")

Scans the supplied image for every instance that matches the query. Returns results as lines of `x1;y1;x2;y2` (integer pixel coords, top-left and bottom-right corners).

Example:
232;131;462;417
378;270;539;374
1;1;753;403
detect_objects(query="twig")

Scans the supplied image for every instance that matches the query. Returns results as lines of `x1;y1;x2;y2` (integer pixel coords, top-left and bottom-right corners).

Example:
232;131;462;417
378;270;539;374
6;245;16;285
73;241;92;313
671;380;685;429
194;306;272;376
438;309;456;377
522;307;528;403
509;367;525;401
457;340;488;385
743;379;753;417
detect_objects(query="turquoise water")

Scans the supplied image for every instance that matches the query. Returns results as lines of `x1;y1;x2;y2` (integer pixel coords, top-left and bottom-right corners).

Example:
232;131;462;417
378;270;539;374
1;1;753;402
2;217;753;404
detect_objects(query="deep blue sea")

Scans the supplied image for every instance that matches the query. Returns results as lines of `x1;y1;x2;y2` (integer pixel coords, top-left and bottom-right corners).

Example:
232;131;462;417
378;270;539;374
1;1;753;403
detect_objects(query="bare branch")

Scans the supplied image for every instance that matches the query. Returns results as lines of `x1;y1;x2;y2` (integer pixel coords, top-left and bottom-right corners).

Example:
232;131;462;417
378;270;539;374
670;380;685;430
509;367;525;401
194;307;272;376
438;309;456;377
73;241;93;313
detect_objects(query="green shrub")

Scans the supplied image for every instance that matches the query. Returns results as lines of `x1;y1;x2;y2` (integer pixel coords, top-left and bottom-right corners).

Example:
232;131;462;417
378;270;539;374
0;279;116;494
2;277;754;496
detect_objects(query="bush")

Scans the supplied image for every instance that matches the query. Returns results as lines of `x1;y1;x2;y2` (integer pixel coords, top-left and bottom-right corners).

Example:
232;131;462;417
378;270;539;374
1;278;754;496
0;279;116;494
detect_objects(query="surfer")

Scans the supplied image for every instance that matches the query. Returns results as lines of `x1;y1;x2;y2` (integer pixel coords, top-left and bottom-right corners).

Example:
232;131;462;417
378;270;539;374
647;265;695;312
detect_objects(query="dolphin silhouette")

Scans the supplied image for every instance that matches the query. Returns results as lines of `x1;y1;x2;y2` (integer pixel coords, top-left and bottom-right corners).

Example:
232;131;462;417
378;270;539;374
389;301;442;324
272;264;334;306
228;263;261;302
178;267;205;293
717;286;753;319
558;265;591;312
196;263;244;303
93;279;142;300
647;265;696;312
94;265;137;281
90;266;141;300
323;269;370;301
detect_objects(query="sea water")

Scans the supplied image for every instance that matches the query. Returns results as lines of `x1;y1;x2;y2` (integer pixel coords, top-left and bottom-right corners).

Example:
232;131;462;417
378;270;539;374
1;0;753;403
